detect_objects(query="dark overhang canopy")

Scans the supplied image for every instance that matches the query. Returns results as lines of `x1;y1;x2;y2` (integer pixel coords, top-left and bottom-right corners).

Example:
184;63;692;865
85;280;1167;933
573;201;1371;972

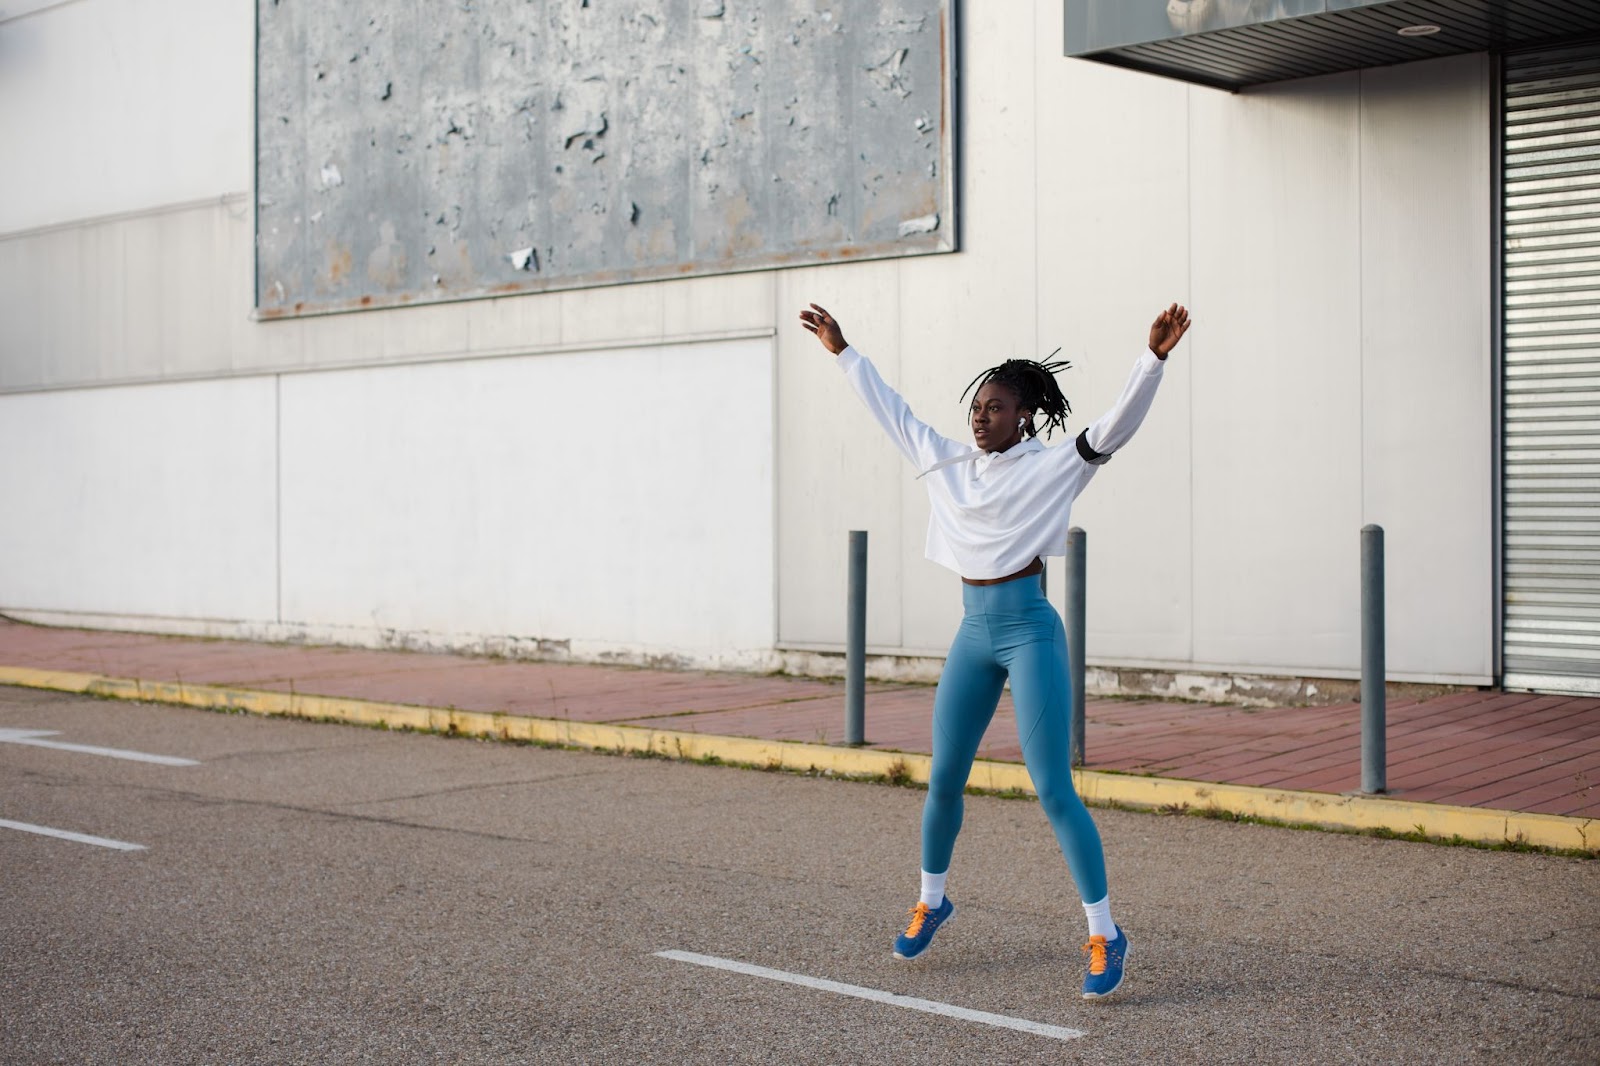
1064;1;1600;91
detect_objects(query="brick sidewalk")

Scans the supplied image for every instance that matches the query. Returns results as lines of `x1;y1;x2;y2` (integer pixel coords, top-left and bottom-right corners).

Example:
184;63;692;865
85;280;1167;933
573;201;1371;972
1;618;1594;818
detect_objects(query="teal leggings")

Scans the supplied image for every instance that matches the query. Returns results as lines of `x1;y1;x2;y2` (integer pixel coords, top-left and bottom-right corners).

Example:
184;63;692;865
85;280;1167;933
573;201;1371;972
923;573;1108;903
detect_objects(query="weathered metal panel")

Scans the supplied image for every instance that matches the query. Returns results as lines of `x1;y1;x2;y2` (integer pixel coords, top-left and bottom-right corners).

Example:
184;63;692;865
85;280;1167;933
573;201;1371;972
255;0;956;318
1502;40;1600;689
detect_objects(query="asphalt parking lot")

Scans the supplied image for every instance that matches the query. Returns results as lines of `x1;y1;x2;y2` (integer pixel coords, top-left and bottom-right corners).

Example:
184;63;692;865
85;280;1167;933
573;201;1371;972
2;686;1596;1065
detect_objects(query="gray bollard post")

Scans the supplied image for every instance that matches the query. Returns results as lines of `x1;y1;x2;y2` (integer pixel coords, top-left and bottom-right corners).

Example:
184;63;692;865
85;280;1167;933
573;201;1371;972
1361;524;1386;794
1066;528;1087;767
846;530;868;746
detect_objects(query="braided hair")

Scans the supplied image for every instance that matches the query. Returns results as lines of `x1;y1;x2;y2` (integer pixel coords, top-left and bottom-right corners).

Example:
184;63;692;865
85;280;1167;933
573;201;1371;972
958;349;1073;440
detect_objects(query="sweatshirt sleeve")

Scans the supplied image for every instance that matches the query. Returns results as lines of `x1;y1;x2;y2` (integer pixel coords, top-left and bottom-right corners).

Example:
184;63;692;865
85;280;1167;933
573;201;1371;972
836;345;965;472
1082;350;1166;458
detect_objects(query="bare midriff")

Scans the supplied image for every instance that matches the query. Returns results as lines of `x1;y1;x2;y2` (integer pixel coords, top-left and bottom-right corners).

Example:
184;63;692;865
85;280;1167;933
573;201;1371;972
961;556;1044;587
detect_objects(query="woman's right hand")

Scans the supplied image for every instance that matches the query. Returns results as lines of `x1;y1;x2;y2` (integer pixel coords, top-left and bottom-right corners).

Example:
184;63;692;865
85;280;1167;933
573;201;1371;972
799;303;849;355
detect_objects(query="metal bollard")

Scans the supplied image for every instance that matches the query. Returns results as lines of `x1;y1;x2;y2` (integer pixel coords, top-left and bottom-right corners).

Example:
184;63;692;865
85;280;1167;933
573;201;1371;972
846;530;868;746
1066;528;1087;767
1361;524;1386;794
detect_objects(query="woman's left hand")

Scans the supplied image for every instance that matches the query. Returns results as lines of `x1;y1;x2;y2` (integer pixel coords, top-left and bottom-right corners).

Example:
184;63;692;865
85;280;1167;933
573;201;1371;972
1149;303;1191;359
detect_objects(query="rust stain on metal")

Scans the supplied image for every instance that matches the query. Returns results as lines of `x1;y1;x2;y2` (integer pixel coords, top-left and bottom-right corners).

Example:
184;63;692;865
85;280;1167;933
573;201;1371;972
251;243;941;318
720;193;762;259
325;243;354;286
939;14;947;142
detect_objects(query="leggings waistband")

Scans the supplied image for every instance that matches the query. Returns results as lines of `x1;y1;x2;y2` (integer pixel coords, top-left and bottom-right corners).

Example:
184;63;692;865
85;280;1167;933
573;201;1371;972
960;572;1048;615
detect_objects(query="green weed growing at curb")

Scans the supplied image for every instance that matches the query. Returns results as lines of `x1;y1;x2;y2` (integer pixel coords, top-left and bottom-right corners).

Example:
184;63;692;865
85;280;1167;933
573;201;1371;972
1146;799;1596;859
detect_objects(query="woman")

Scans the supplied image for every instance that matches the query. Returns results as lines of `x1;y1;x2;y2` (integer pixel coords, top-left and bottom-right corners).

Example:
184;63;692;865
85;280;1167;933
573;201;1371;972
798;301;1191;1000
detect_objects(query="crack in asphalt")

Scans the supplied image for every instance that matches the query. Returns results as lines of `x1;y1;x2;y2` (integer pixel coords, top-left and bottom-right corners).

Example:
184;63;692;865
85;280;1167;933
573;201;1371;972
0;763;612;847
335;771;609;808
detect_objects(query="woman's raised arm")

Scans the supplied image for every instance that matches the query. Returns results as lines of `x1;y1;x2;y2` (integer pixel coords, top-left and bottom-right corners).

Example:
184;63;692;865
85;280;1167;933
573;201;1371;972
800;303;963;473
1079;304;1192;462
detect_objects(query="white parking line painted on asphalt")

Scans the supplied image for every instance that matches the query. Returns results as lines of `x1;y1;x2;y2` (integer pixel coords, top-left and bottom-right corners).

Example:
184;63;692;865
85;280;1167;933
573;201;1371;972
655;950;1086;1042
0;818;146;851
0;729;198;766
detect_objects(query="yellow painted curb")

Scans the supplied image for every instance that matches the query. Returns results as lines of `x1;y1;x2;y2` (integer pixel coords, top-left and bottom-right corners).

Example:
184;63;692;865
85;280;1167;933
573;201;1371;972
2;665;1591;853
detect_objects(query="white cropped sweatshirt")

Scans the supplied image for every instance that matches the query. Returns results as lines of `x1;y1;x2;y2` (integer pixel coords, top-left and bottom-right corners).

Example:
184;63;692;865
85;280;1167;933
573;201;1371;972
836;345;1166;581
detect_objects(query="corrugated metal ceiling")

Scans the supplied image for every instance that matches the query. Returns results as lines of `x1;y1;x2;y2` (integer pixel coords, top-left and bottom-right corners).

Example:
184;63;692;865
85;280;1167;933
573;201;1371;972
1069;1;1600;90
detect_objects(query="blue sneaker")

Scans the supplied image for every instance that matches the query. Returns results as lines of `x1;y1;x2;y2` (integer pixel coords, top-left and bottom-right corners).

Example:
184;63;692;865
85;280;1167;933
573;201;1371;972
1081;925;1129;999
893;897;954;960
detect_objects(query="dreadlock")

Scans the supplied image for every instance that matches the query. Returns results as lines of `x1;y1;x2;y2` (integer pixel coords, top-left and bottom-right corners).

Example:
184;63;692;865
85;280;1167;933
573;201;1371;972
958;348;1073;440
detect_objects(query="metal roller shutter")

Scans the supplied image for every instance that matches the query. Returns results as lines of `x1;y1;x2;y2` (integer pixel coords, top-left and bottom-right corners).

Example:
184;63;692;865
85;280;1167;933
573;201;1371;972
1503;40;1600;695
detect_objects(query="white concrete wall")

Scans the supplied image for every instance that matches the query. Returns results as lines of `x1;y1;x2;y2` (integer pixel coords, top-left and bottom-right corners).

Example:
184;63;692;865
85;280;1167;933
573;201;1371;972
0;0;252;233
0;338;775;664
0;377;278;621
277;339;774;662
1358;59;1493;682
0;0;1495;683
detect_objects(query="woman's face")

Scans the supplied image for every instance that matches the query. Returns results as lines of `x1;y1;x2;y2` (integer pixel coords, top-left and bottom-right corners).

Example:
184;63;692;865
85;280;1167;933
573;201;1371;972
969;382;1031;453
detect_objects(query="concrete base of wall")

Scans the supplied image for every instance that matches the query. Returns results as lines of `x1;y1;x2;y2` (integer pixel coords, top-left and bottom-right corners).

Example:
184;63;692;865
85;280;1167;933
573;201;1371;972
0;609;786;676
774;645;1480;708
1080;666;1479;708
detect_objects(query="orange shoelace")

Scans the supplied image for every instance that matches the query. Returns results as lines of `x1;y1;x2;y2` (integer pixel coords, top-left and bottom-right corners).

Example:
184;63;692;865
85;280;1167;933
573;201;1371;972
1082;935;1108;975
904;902;933;937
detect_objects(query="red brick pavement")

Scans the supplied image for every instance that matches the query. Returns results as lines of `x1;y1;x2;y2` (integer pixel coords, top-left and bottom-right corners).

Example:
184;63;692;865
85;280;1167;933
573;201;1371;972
1;619;1594;818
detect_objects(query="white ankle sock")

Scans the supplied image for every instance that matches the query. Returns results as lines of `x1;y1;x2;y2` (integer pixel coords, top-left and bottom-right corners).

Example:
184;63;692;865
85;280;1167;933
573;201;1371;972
1082;895;1115;940
919;870;948;908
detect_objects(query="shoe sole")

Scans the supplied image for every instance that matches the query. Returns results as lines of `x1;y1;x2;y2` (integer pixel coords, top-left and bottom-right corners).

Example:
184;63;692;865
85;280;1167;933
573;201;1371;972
1081;940;1129;999
892;907;954;961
